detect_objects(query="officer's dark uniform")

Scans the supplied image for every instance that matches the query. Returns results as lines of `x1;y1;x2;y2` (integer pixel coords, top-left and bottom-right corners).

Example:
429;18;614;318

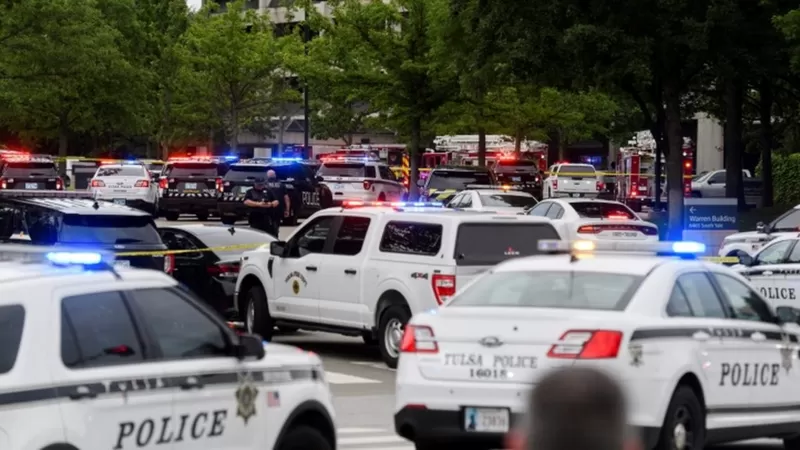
265;179;287;235
244;185;278;235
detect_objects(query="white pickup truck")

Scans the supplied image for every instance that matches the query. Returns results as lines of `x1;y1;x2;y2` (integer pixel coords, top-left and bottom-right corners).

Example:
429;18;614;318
234;202;562;367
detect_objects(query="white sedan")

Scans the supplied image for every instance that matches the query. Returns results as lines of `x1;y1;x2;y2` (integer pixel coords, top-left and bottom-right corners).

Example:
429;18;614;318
446;187;537;214
526;198;658;241
89;162;158;215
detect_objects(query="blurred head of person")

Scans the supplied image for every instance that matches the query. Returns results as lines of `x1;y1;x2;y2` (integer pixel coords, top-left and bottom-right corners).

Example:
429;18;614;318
266;169;277;181
253;179;265;191
506;367;640;450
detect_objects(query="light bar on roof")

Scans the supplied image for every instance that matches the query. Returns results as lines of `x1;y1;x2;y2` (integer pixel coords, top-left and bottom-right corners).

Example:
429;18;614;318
0;244;115;267
341;201;443;208
0;190;96;199
537;240;706;256
465;184;522;191
271;157;303;162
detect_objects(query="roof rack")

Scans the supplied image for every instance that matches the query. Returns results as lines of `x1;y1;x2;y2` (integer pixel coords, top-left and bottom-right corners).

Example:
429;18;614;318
538;240;706;259
0;244;117;271
0;190;96;199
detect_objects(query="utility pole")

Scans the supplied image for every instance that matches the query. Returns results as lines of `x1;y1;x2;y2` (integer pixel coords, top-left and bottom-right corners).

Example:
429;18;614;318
302;9;311;158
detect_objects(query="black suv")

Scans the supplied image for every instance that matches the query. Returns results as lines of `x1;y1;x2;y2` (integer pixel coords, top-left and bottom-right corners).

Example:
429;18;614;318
0;156;66;191
419;166;497;203
158;158;226;221
218;162;269;225
492;158;543;199
0;190;169;272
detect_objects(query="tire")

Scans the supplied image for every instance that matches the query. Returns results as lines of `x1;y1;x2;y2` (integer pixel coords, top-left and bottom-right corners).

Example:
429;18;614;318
378;304;411;368
221;215;238;225
165;212;179;221
654;386;705;450
276;425;332;450
244;284;274;341
196;212;209;221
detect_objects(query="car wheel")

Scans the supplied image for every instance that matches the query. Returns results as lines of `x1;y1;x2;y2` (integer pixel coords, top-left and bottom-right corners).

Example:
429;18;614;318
245;284;274;341
165;212;179;221
378;304;411;368
196;212;209;221
276;425;332;450
655;386;705;450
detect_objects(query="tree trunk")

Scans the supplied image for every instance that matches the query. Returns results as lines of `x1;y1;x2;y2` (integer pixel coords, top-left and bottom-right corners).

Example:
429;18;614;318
514;128;522;155
723;76;745;209
663;80;684;240
477;128;486;167
652;103;668;210
759;78;774;207
409;116;422;200
58;114;69;159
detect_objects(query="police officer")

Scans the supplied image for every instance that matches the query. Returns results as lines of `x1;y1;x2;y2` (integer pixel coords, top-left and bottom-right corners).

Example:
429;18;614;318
243;179;279;235
265;169;291;235
507;367;640;450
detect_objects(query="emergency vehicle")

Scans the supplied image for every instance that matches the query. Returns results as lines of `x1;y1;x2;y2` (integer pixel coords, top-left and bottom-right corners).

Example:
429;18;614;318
434;135;548;173
395;239;800;450
0;245;336;450
317;156;405;204
89;160;159;215
158;156;227;221
0;153;65;191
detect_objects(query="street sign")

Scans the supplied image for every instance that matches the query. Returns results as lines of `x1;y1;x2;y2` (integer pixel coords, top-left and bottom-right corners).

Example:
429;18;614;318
683;198;738;231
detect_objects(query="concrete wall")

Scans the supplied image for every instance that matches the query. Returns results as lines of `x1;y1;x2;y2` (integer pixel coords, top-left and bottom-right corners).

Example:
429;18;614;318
694;112;724;174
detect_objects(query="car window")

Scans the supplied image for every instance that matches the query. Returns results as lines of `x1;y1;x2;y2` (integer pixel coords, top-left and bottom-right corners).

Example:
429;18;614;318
676;273;727;319
59;215;162;246
165;162;219;178
557;165;595;176
709;172;726;183
224;165;268;182
61;291;144;368
454;223;561;266
461;194;473;207
546;204;563;219
755;240;793;265
786;240;800;263
449;271;641;310
96;166;147;177
771;209;800;232
270;164;306;181
447;193;463;208
318;163;366;178
0;305;24;374
666;286;694;317
290;216;335;257
159;229;202;258
128;288;229;359
378;165;396;181
1;162;58;177
379;221;442;256
712;273;775;323
528;202;552;217
332;216;371;256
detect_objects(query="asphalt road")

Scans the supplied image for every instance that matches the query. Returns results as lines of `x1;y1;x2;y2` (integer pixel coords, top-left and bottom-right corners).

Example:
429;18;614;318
156;215;781;450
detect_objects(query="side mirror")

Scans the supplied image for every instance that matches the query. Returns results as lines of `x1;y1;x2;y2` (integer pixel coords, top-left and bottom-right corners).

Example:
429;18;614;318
234;334;265;360
738;254;754;267
775;306;800;326
315;176;324;182
270;240;287;257
756;221;770;234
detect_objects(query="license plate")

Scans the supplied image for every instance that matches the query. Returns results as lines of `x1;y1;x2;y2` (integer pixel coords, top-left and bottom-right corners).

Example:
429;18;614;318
611;231;638;238
463;407;510;433
184;182;198;189
113;199;126;205
333;183;344;189
511;176;521;182
25;183;37;189
114;260;131;268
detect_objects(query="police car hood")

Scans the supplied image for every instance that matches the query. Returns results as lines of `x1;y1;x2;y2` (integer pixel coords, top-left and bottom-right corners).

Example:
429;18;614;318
263;342;323;365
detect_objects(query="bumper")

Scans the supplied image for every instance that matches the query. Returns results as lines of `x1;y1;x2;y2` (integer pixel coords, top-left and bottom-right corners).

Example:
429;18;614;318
159;196;218;214
553;191;599;198
394;406;518;447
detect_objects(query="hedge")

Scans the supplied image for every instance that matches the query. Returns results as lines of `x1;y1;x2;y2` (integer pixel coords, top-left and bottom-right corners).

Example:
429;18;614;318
759;153;800;206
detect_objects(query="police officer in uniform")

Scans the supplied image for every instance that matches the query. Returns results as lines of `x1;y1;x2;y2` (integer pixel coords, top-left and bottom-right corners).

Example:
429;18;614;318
265;169;291;236
243;179;279;235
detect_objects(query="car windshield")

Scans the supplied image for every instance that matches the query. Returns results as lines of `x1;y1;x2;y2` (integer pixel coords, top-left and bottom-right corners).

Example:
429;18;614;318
771;209;800;232
570;202;636;219
60;215;162;245
2;162;58;177
318;163;366;178
96;166;146;177
147;163;163;173
479;194;537;208
692;171;710;182
428;171;492;190
448;271;641;310
165;163;218;178
224;165;268;181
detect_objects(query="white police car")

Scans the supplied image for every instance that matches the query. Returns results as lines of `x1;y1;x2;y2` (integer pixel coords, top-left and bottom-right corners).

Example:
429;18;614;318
735;234;800;310
89;161;159;215
0;246;336;450
718;204;800;258
395;240;800;450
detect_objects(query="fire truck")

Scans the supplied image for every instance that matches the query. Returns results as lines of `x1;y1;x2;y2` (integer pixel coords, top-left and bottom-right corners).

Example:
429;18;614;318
433;135;548;172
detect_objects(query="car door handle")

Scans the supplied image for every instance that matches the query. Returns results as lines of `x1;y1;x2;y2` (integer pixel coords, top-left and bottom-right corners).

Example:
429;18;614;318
305;266;318;272
751;331;767;342
179;376;204;390
692;331;710;341
68;389;97;400
763;271;773;276
344;269;357;275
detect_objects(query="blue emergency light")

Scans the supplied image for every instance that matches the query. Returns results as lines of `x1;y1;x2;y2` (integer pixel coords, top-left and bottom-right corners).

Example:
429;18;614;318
671;241;706;254
271;157;303;162
341;201;443;208
0;245;115;268
537;240;706;259
224;155;239;161
46;251;103;265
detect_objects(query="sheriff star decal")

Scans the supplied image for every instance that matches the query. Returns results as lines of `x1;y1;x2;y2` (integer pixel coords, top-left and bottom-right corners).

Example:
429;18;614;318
235;371;258;425
780;335;794;374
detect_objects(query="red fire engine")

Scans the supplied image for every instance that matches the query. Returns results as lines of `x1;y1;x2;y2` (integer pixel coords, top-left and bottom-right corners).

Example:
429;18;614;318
615;142;694;211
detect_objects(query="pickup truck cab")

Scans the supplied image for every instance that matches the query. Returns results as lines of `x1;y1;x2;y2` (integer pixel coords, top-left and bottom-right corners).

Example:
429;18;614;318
234;201;562;367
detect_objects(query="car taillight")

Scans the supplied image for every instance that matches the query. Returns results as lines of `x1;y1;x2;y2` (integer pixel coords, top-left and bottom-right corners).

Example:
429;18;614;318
431;274;455;304
363;180;373;190
216;177;224;193
56;178;63;190
134;180;150;188
91;179;105;187
551;179;557;189
0;178;8;189
400;325;438;353
163;254;175;274
596;180;603;191
159;178;168;189
207;262;240;278
630;189;638;198
547;330;622;359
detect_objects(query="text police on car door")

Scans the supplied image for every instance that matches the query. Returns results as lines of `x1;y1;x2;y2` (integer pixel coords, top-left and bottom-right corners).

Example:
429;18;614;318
115;410;227;449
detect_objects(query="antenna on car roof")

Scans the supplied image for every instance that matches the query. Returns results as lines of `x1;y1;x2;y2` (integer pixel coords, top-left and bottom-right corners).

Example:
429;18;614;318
228;226;236;236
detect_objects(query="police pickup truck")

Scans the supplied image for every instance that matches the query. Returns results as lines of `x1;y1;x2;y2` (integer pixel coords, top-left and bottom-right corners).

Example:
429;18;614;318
234;201;562;368
718;204;800;258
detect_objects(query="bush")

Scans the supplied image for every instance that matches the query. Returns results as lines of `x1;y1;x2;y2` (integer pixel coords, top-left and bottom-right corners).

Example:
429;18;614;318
761;153;800;206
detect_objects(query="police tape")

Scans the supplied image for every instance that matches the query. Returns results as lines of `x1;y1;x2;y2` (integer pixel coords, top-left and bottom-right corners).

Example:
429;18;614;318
115;242;264;257
701;256;740;263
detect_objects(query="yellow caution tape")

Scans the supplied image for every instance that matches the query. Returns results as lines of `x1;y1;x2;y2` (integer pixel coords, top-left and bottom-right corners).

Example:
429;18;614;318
701;256;741;264
116;243;264;257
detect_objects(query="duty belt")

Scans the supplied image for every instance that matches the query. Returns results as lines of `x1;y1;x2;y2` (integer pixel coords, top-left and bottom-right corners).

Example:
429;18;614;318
427;189;458;201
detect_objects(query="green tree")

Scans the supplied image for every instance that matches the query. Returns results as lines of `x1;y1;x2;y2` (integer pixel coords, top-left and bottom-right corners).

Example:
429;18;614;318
303;0;458;198
0;0;144;157
176;0;303;154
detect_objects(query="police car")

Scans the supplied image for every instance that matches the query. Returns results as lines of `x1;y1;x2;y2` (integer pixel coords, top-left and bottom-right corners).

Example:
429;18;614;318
719;204;800;258
235;201;562;367
0;246;336;450
526;198;658;241
418;166;496;204
0;154;65;191
158;157;225;221
317;156;405;205
734;234;800;309
445;185;537;214
89;161;159;215
395;239;800;450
